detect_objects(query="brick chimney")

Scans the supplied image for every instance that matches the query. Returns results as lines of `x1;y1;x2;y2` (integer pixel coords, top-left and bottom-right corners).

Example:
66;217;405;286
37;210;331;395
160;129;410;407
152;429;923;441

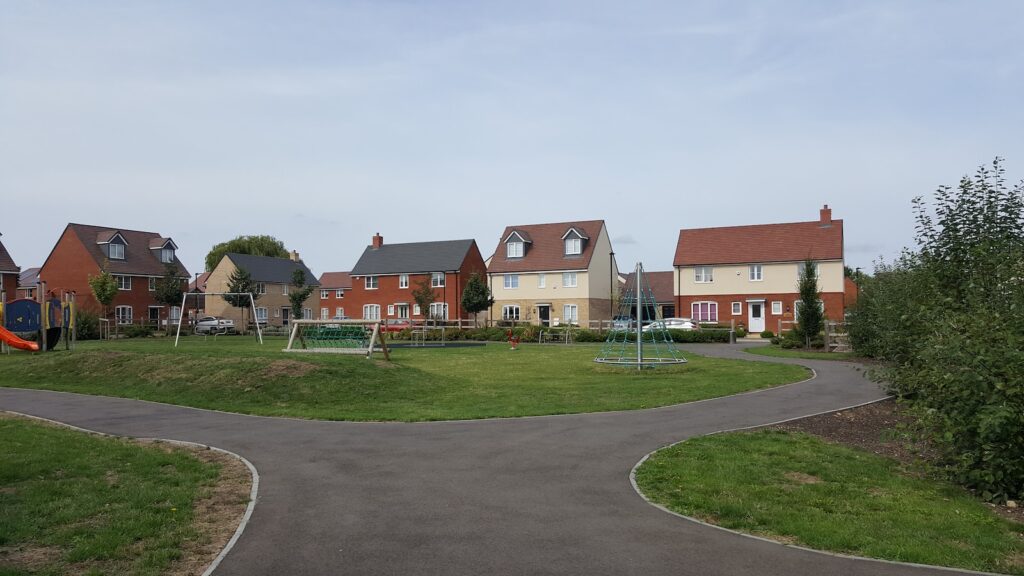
372;233;383;249
819;204;832;227
289;250;300;262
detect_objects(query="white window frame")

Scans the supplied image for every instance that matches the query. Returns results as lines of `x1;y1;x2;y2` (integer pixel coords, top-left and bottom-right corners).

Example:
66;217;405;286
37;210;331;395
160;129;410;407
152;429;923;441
363;304;381;320
282;283;289;295
502;304;520;321
273;308;280;318
396;304;410;319
115;275;131;291
387;304;395;316
691;301;718;323
428;302;449;320
504;274;519;289
731;302;742;316
321;289;329;299
749;264;763;281
506;241;524;258
115;305;133;324
256;307;268;322
431;272;445;288
170;306;181;321
321;307;329;319
694;266;713;283
255;282;266;295
335;307;344;318
413;304;421;316
565;237;581;256
562;304;579;324
562;272;577;288
335;289;344;298
160;248;175;263
148;277;157;291
537;273;546;288
772;301;783;315
109;243;125;260
399;274;409;289
365;276;378;290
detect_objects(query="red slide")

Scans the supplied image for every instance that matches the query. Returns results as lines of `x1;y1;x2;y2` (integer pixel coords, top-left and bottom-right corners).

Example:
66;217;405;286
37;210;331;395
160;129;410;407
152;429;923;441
0;325;39;352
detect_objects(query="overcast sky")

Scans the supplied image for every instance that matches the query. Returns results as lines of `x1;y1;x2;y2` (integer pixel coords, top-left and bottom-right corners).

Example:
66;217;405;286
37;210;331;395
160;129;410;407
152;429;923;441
2;1;1022;278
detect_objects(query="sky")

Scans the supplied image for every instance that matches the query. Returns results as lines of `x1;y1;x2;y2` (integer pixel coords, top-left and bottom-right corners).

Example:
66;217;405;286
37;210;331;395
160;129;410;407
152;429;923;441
2;1;1022;278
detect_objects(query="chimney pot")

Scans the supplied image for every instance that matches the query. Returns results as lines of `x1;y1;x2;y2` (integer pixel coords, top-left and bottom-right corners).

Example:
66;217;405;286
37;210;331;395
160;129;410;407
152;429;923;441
819;204;832;226
372;233;384;249
289;250;300;261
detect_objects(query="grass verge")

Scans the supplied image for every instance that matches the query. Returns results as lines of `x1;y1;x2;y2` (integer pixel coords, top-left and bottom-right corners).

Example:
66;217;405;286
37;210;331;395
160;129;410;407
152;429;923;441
0;414;250;576
745;345;858;361
634;430;1024;574
0;337;808;421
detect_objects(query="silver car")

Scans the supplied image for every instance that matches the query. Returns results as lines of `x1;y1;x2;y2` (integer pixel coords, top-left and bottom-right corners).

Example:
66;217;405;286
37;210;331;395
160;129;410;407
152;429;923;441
642;318;697;332
194;316;235;334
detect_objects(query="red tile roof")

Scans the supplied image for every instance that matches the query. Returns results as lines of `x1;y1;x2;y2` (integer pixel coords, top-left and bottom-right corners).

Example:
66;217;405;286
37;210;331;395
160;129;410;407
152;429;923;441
624;271;674;303
0;237;18;273
488;220;605;273
674;219;843;266
319;271;352;289
62;223;189;277
188;271;211;293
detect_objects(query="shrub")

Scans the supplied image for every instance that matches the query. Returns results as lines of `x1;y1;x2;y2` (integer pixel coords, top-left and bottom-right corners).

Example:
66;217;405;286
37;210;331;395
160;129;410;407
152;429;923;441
574;329;604;342
75;310;101;340
734;327;747;338
769;336;781;345
123;324;154;338
760;330;775;339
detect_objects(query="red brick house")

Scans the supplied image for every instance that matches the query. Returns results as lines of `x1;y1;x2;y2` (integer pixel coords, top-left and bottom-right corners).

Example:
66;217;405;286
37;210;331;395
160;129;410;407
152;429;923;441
0;235;19;300
673;206;846;334
347;234;487;322
17;268;40;300
39;224;190;325
318;271;352;319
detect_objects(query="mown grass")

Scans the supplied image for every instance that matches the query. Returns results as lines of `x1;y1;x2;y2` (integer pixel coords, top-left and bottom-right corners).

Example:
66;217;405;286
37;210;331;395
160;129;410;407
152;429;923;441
0;416;220;576
0;337;808;421
635;431;1024;574
745;345;858;361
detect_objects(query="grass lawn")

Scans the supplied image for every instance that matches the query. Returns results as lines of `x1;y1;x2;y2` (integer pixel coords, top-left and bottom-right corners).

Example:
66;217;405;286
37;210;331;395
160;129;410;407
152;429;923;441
634;430;1024;574
0;337;808;421
0;415;228;576
745;345;858;361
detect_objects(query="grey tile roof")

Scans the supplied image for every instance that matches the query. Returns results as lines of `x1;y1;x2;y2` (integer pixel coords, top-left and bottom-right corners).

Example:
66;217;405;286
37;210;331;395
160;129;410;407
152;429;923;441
226;253;319;286
19;267;40;287
350;239;476;275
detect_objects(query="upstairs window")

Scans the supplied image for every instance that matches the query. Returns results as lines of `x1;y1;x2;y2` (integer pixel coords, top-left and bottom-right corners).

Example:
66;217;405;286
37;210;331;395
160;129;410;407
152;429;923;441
562;272;578;288
321;289;329;299
255;282;266;295
336;289;344;298
115;275;131;291
431;272;445;288
694;266;714;283
537;273;546;288
399;274;409;289
365;276;378;290
507;241;524;258
504;274;519;289
749;265;763;281
148;277;157;291
109;243;125;260
160;248;175;263
564;237;581;255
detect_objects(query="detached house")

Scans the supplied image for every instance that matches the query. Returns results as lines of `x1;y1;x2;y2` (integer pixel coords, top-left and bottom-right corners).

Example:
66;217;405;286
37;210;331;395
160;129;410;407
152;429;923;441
673;205;846;334
205;251;319;328
347;234;487;322
39;224;189;325
0;234;19;299
318;271;352;319
624;270;675;319
487;220;618;326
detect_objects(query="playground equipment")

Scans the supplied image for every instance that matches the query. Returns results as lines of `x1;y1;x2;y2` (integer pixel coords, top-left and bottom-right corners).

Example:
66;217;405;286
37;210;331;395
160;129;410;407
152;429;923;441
283;319;390;359
0;282;77;354
595;262;686;370
173;292;264;347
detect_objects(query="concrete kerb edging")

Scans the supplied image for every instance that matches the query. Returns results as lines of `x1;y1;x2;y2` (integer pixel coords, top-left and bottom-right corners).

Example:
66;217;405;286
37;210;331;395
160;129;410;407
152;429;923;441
627;397;1005;576
2;410;259;576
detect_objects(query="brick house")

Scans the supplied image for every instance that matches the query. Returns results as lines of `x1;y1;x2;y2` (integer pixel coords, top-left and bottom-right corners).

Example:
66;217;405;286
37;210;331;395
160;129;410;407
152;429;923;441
347;234;487;322
39;224;189;325
623;270;675;319
673;205;846;334
0;235;19;299
205;251;319;328
487;220;618;326
317;271;352;319
17;268;40;300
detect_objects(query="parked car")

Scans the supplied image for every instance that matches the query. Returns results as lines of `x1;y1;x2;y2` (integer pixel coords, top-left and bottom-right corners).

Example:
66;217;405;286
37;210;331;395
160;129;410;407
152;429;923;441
612;315;634;330
382;319;413;332
642;318;696;332
194;316;235;334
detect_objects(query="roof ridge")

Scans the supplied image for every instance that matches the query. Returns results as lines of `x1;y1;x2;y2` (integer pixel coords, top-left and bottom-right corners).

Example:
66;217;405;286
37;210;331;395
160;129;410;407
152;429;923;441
679;219;844;233
68;222;165;236
503;219;604;229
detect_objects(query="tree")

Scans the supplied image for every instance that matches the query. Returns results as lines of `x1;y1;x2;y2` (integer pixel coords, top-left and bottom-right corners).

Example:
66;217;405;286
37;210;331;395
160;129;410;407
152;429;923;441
288;269;315;322
205;235;288;272
153;262;185;329
795;259;824;348
460;273;493;326
224;266;259;333
87;263;118;331
411;277;437;322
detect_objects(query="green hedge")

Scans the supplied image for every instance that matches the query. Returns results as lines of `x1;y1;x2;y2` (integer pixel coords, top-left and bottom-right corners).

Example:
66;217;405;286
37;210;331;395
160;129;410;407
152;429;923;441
386;326;734;344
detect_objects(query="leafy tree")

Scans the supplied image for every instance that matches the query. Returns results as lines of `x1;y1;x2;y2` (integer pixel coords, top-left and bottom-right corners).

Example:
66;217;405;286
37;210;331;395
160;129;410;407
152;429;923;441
794;259;824;348
205;235;288;272
460;273;493;326
225;266;259;332
412;277;437;322
288;268;315;321
153;262;185;328
87;261;118;326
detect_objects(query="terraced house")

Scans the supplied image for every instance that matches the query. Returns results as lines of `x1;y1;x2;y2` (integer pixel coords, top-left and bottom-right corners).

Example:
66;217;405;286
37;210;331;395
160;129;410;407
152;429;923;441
673;205;846;334
487;220;618;326
205;251;319;329
317;271;352;319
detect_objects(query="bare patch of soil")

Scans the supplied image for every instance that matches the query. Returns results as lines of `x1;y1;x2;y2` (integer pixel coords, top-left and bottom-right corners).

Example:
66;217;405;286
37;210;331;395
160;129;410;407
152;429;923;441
0;545;62;570
262;359;317;378
784;471;821;485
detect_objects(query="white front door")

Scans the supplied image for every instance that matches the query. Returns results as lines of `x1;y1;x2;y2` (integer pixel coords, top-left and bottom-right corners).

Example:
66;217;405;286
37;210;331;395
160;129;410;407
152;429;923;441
748;302;765;333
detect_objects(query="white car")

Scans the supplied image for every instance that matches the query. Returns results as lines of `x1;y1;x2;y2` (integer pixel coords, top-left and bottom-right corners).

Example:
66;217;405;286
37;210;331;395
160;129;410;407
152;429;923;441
194;316;235;334
642;318;697;332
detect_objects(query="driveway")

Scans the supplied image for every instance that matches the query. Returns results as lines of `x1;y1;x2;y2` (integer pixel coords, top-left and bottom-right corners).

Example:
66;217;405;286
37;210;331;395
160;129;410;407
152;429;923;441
0;344;968;575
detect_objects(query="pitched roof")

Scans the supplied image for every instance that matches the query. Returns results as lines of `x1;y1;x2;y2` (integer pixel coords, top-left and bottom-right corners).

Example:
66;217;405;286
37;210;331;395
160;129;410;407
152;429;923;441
319;271;352;289
0;237;18;273
487;220;605;273
18;267;40;287
188;271;211;293
61;223;189;277
225;253;319;286
624;271;674;304
673;220;844;266
350;239;477;276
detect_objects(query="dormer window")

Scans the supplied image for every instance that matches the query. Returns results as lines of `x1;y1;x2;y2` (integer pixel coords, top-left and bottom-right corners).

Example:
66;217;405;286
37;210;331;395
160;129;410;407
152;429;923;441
160;248;175;263
507;241;523;258
504;230;529;258
564;237;581;255
109;243;125;260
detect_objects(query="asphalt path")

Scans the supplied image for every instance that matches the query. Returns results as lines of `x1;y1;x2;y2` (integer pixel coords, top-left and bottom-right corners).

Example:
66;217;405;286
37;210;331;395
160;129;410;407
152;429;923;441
0;343;981;575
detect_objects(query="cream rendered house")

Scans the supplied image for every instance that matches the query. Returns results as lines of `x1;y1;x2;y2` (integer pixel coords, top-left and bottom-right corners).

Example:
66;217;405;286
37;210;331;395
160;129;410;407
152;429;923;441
487;220;618;327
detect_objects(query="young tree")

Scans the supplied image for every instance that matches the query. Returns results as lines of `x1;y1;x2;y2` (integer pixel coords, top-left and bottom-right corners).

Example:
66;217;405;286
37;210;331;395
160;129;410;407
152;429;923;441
153;262;185;329
224;266;259;333
412;277;437;322
460;273;494;326
795;259;824;348
87;264;118;333
205;235;289;272
288;269;315;321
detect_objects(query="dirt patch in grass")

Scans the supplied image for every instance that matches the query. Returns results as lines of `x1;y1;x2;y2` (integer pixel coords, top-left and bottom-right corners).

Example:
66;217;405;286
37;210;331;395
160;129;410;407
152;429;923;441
784;471;821;485
0;545;62;570
262;359;317;379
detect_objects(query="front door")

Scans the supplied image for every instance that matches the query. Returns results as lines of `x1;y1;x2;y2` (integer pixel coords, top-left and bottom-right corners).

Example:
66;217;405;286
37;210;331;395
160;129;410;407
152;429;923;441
281;308;291;326
537;305;550;327
748;302;765;333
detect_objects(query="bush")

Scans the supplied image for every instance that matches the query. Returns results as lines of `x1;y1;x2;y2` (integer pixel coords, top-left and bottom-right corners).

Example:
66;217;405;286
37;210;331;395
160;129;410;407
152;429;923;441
769;336;781;345
75;310;101;340
734;327;747;338
574;329;604;342
123;324;154;338
760;330;775;339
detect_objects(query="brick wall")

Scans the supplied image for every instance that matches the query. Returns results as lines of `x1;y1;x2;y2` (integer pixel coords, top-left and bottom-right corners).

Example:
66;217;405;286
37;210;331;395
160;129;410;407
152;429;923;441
676;291;845;333
1;273;17;300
